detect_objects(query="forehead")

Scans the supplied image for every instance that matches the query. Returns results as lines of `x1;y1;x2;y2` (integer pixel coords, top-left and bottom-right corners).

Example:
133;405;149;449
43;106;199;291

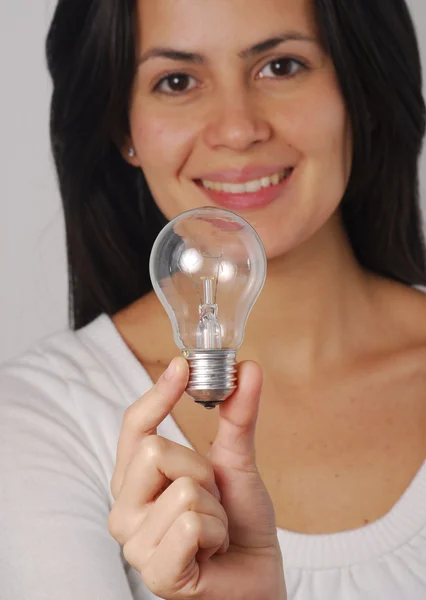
135;0;318;50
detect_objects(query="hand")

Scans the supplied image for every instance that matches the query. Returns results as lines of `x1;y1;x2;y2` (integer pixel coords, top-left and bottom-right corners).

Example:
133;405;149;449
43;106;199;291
108;357;287;600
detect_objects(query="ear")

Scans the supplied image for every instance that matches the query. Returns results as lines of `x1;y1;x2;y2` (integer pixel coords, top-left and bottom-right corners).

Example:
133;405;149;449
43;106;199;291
119;136;141;168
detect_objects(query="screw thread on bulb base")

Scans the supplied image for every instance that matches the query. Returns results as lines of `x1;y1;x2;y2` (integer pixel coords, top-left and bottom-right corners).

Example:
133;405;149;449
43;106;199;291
182;350;237;409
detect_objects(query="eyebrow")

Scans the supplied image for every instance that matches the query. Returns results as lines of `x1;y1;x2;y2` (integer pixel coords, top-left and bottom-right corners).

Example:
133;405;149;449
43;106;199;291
137;32;317;66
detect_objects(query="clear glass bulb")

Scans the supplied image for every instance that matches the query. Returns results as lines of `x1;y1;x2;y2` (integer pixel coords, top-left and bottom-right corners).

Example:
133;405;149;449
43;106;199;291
149;207;267;409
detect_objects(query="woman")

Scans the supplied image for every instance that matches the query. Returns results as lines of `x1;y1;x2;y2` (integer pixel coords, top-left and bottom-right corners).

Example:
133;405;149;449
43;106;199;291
1;0;426;598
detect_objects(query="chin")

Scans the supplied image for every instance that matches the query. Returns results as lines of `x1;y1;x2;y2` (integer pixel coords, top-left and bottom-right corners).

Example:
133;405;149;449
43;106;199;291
246;205;342;262
154;179;341;261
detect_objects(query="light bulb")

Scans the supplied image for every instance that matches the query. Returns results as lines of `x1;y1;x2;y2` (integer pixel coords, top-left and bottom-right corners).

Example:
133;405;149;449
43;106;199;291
149;207;267;409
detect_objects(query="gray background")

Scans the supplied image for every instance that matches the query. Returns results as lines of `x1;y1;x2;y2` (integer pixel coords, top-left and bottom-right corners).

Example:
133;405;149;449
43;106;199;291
0;0;425;363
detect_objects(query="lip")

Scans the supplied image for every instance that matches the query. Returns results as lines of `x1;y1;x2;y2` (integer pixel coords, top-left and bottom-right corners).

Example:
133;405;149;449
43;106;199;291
197;216;244;231
194;164;292;184
195;168;294;211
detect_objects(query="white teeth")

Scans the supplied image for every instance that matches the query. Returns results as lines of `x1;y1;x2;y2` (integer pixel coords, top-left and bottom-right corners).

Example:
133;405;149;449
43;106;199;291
245;179;263;192
230;183;246;193
200;168;292;194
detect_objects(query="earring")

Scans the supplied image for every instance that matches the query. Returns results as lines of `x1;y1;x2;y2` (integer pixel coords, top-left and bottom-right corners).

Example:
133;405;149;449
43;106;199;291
128;146;135;158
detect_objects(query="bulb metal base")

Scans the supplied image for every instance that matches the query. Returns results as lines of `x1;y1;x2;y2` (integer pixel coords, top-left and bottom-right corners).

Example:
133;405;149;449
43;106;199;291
182;350;237;409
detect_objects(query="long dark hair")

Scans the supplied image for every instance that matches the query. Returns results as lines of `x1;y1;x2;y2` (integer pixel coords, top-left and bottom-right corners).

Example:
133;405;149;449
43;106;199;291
46;0;426;330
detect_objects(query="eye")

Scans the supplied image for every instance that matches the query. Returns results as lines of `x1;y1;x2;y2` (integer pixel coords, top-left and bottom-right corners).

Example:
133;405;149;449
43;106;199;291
153;73;197;95
258;57;307;80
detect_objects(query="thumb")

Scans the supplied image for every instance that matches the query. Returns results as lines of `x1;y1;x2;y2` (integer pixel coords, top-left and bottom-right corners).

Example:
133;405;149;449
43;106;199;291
209;360;263;470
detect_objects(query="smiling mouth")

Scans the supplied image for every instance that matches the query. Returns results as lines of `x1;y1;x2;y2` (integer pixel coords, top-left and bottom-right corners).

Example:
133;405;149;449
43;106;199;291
194;167;294;195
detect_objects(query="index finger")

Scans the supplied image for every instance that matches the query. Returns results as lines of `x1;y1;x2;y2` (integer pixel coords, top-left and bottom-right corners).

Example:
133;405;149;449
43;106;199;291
111;356;189;496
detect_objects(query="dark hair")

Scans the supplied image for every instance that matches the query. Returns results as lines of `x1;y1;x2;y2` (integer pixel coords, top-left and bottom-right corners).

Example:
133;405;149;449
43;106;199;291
46;0;426;330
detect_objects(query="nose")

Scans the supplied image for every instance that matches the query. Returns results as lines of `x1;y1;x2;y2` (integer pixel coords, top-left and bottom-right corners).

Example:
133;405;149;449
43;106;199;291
202;88;272;152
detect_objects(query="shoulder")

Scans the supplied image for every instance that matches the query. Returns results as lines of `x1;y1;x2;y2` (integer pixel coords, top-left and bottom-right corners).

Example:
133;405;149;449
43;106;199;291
0;314;155;495
0;313;152;434
370;276;426;375
0;325;92;399
373;278;426;340
1;315;114;400
0;322;112;494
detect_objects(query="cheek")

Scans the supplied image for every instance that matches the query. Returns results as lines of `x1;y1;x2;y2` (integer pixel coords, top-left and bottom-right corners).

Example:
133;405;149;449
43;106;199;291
252;88;352;257
129;103;202;219
284;90;350;165
296;90;352;212
279;86;353;214
131;106;197;175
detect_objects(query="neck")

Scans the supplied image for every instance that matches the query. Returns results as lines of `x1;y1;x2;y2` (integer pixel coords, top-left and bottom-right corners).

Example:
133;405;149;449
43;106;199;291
114;211;381;384
242;211;376;380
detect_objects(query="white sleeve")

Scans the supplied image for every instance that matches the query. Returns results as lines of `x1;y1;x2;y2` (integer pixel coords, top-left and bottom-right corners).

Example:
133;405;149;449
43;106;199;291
0;365;157;600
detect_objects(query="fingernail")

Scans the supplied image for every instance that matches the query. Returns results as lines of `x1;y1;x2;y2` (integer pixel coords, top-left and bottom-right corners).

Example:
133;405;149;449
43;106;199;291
214;484;221;502
163;358;178;381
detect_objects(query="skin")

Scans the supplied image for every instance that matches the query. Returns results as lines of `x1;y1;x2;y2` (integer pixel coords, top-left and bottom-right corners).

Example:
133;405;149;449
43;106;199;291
125;0;352;260
109;0;426;597
109;358;286;599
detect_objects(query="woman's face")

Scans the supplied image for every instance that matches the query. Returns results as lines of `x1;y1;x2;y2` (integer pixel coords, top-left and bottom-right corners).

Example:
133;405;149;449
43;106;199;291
126;0;352;259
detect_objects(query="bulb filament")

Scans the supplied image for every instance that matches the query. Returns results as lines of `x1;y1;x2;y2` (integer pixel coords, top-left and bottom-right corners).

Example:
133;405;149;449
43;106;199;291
196;276;222;349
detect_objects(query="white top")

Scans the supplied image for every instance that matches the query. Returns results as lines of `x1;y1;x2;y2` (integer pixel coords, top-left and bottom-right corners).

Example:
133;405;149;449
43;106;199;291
1;314;426;600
